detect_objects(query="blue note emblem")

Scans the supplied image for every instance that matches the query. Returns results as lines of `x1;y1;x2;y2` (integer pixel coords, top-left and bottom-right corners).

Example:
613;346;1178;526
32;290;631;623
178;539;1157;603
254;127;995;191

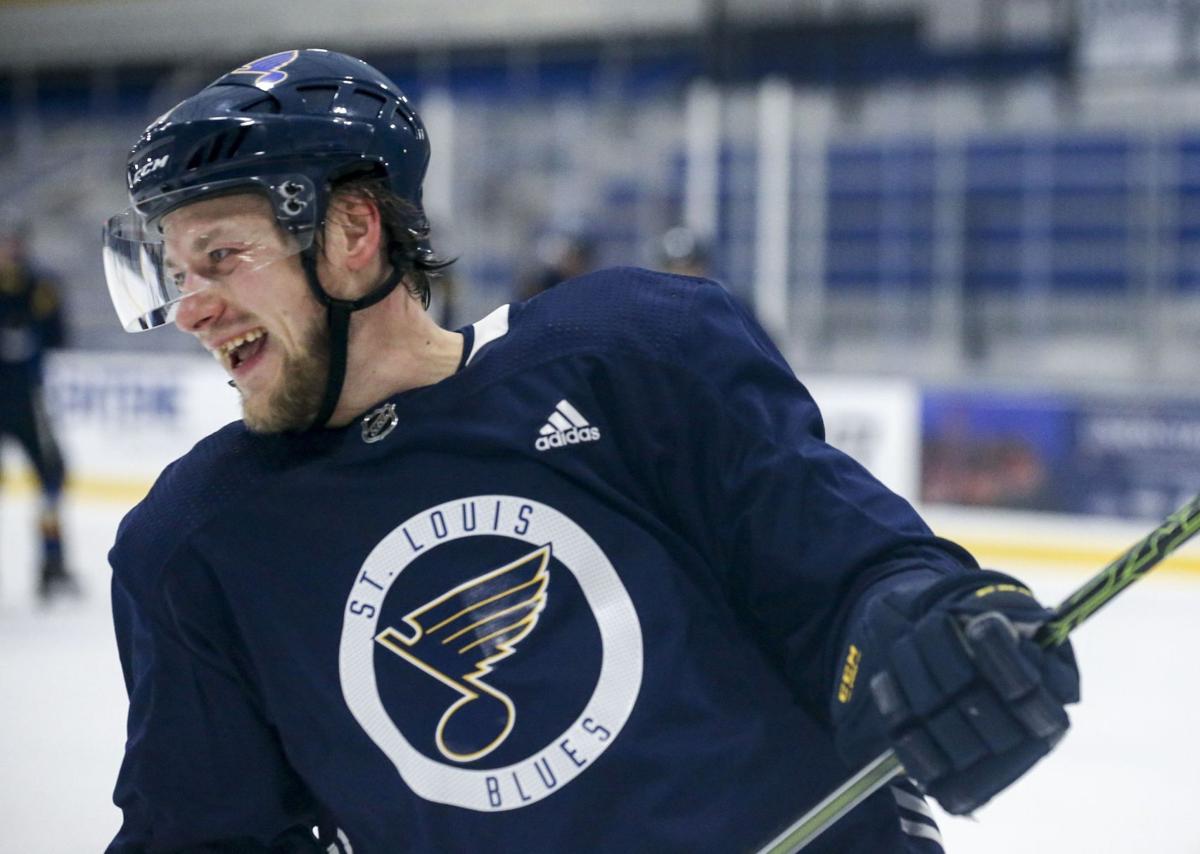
375;544;552;763
230;50;300;89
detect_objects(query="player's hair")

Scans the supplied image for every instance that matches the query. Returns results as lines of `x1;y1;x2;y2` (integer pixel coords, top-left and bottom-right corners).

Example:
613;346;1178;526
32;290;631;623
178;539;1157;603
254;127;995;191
324;174;454;310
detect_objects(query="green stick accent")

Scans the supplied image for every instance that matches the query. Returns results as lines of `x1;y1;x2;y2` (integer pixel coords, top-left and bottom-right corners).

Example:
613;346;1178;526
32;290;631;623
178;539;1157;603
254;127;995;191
1037;495;1200;647
757;491;1200;854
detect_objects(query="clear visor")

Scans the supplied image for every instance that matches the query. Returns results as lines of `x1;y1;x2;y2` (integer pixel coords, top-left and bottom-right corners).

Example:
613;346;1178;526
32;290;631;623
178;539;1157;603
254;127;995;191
101;175;317;332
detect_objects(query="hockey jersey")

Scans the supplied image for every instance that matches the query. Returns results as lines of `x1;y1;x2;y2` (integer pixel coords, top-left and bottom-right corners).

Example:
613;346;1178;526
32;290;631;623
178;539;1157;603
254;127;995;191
0;259;64;386
108;268;970;853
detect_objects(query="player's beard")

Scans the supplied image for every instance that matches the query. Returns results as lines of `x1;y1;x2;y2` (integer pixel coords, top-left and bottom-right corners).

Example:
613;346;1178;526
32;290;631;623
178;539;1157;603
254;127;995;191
241;317;331;434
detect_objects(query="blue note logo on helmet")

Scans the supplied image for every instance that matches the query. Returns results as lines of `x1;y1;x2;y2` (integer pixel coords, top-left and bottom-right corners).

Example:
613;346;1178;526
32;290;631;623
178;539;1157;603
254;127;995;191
228;50;301;89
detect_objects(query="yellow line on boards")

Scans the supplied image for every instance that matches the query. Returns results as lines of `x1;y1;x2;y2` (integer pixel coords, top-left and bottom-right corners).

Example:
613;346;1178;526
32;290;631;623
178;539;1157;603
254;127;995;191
953;537;1200;576
0;473;152;505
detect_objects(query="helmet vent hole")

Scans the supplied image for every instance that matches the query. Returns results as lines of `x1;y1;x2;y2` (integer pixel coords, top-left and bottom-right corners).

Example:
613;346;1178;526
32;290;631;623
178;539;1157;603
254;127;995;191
184;144;208;171
347;89;387;120
224;125;251;159
203;135;226;164
184;127;251;171
296;84;337;115
241;95;281;114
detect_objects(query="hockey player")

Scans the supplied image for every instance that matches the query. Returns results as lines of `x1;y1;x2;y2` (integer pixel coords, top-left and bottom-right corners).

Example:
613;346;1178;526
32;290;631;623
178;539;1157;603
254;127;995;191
0;223;79;602
101;50;1079;853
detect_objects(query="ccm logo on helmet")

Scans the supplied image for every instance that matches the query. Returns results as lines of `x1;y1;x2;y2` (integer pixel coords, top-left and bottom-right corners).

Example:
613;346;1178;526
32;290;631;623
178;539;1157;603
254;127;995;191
535;426;601;452
128;155;170;190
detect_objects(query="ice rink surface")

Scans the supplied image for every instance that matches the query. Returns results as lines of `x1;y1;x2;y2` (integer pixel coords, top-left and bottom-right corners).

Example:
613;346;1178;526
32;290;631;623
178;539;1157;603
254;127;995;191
2;493;1199;854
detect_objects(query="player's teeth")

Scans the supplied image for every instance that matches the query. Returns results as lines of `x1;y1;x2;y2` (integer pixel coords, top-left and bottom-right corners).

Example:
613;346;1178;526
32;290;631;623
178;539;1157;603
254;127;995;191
218;328;265;357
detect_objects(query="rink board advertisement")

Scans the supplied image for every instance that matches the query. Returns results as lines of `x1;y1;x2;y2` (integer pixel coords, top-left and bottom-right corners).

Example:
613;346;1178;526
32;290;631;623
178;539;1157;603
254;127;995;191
922;389;1200;521
0;351;240;498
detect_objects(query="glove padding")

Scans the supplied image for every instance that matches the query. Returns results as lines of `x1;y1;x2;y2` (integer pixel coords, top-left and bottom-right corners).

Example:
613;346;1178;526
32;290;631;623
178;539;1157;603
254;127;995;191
832;570;1080;815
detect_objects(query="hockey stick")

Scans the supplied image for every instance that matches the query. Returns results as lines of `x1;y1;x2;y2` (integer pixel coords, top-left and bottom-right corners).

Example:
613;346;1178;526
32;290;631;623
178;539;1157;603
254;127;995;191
755;492;1200;854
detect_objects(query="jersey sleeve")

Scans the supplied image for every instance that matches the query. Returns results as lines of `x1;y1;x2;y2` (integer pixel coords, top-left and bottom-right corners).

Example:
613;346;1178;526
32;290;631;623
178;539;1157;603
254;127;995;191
108;544;324;853
630;278;977;721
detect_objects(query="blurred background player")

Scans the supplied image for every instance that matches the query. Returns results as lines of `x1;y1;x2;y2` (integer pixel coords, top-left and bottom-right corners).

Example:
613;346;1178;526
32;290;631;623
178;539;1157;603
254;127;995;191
0;223;79;602
517;231;596;300
656;225;710;277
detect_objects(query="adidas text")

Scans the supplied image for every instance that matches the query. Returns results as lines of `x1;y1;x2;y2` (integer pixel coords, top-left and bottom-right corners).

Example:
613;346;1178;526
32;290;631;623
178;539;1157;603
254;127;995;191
535;426;601;451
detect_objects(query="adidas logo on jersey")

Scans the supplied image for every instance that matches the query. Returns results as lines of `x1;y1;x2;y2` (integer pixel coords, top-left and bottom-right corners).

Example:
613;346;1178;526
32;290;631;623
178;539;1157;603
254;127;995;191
535;399;601;452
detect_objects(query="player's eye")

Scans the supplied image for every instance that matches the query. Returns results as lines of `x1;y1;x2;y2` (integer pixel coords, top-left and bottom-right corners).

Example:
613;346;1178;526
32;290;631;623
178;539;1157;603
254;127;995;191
197;246;245;279
163;265;187;291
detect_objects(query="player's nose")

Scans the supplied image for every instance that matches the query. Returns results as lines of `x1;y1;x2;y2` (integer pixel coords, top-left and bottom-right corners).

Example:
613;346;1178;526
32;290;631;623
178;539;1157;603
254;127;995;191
173;284;225;334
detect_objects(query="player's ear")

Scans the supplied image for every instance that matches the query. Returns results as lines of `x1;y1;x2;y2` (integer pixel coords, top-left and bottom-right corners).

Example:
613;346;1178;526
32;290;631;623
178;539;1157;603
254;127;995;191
324;191;384;274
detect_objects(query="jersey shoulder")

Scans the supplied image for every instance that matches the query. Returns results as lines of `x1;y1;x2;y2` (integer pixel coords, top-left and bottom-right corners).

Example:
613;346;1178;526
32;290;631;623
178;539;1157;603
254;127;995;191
502;265;734;369
109;420;282;600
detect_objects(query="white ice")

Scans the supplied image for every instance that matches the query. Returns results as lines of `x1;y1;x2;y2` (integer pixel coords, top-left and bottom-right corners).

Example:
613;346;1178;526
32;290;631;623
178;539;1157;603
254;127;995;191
2;493;1198;853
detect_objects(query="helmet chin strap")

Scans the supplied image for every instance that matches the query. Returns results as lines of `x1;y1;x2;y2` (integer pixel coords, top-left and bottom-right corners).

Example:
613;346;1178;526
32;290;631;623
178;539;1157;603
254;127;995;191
299;246;409;429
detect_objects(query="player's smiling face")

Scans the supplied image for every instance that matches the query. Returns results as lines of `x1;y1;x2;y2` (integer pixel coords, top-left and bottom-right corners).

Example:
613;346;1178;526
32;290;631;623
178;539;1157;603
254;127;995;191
166;192;329;433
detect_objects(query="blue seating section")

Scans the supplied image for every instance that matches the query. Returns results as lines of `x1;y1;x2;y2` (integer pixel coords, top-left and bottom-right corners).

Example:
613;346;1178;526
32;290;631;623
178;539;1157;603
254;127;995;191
826;140;938;292
819;132;1200;297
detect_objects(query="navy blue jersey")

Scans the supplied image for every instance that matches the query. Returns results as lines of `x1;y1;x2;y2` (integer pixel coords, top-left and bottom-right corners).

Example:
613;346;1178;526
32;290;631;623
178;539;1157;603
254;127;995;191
109;268;972;853
1;261;67;484
0;260;64;384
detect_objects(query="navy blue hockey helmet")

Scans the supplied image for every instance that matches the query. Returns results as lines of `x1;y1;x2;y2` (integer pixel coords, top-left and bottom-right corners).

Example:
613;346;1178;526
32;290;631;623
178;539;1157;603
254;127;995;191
128;48;428;231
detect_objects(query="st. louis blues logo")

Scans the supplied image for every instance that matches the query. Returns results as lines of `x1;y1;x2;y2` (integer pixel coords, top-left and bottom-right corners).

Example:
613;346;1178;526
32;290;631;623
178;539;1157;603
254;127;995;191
339;496;643;812
230;50;299;88
375;545;551;763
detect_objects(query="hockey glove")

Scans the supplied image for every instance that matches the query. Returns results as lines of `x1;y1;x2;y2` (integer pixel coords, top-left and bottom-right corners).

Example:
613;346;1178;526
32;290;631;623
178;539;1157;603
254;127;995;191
831;569;1080;815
